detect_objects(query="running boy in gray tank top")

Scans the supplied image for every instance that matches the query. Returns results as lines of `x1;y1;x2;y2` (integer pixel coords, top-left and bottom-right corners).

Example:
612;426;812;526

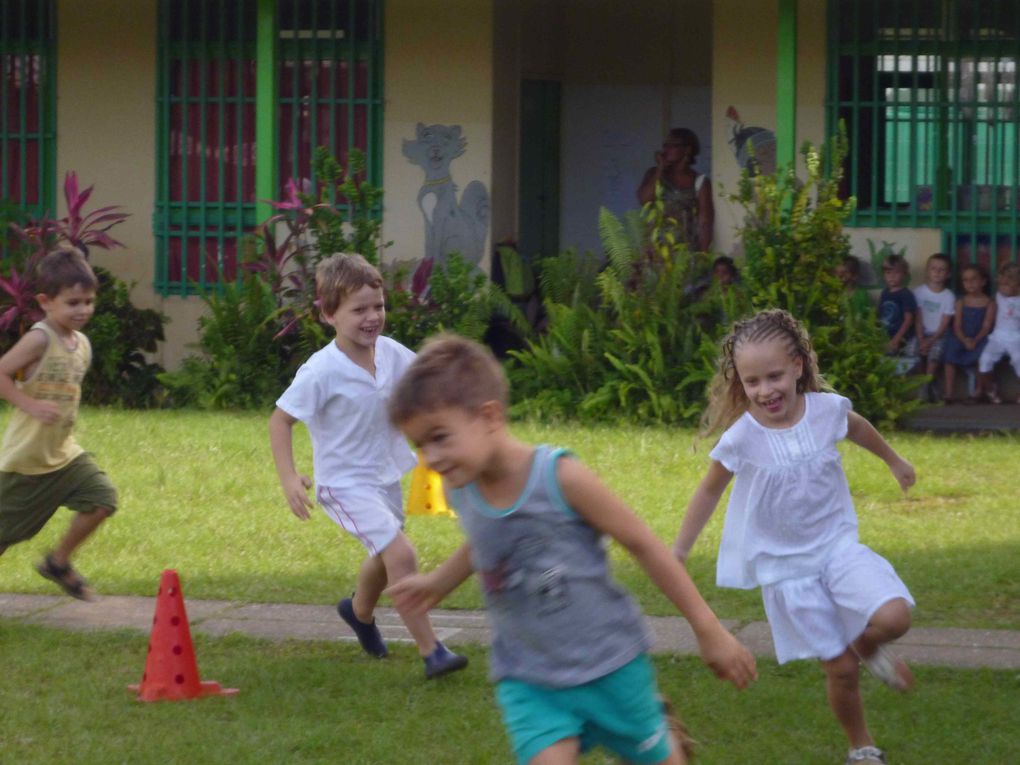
387;334;756;765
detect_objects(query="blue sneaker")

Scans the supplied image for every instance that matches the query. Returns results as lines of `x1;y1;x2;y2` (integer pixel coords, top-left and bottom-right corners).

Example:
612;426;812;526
337;596;388;658
423;641;468;679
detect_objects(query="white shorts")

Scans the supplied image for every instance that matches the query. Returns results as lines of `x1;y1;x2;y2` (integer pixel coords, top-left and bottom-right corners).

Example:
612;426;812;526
761;542;914;664
316;482;404;556
978;336;1020;374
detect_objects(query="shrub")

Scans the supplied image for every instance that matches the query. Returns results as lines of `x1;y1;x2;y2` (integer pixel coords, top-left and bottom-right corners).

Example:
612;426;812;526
83;267;166;408
727;129;923;426
158;272;291;410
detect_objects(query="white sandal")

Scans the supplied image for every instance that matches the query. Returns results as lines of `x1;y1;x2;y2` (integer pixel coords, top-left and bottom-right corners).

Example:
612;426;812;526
846;745;886;764
856;645;913;692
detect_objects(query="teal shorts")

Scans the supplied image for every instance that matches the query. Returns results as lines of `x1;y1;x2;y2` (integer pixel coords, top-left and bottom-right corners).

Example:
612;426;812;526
0;453;117;546
495;654;672;765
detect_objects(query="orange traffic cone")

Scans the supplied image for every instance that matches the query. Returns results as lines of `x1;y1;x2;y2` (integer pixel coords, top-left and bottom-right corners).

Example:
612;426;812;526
406;458;455;517
128;569;238;702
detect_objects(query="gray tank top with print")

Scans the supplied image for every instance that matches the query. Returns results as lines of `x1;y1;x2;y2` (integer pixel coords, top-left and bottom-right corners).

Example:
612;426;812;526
449;446;652;687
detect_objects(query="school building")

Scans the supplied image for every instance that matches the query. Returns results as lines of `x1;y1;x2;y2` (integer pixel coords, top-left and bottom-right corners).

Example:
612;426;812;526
2;0;1019;366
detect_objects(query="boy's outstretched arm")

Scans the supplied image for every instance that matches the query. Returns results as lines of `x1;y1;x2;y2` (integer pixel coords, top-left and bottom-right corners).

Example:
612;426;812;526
558;457;756;689
846;411;915;492
673;460;732;562
268;407;315;519
387;542;473;615
0;329;61;424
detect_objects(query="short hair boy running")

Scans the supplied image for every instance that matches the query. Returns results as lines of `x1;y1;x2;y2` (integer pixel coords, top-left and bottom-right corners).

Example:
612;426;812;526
387;334;756;765
268;253;467;679
0;247;117;600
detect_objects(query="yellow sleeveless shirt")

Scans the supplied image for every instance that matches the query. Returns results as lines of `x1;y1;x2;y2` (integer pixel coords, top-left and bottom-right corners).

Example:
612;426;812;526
0;321;91;474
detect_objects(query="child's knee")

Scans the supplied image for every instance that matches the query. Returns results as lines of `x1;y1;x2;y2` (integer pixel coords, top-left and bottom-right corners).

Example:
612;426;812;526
871;598;911;638
381;533;419;578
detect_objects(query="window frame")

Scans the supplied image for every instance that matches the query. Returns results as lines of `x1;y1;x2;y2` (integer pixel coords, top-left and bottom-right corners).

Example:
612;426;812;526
826;0;1020;272
0;0;56;222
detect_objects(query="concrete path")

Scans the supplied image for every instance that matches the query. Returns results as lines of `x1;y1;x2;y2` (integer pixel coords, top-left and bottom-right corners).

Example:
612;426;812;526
2;592;1019;670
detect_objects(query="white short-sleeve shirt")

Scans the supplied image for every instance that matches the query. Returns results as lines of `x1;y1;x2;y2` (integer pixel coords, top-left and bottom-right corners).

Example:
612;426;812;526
709;392;859;589
276;335;417;490
912;284;956;335
990;293;1020;342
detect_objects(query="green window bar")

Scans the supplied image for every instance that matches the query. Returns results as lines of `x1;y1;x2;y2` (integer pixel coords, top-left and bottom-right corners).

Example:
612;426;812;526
277;0;384;215
826;0;1020;277
0;0;55;226
155;0;383;296
155;0;257;296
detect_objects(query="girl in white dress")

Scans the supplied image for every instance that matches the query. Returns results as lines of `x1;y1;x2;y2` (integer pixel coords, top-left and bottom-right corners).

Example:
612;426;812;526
673;309;916;765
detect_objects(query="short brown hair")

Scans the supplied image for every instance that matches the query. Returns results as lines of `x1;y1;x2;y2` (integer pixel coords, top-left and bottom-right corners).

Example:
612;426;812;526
999;261;1020;284
389;334;509;425
315;253;384;316
34;245;98;297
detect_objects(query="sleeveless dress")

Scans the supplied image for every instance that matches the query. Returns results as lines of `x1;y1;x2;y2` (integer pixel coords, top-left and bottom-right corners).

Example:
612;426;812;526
659;175;705;251
943;304;989;366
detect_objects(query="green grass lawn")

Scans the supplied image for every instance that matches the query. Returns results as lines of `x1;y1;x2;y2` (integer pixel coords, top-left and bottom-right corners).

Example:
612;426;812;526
1;408;1017;764
0;408;1017;629
0;620;1015;765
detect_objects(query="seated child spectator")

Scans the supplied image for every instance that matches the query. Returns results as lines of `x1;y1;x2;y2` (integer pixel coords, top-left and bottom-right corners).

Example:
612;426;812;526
942;264;994;403
912;253;956;400
977;262;1020;404
878;254;918;374
835;255;873;318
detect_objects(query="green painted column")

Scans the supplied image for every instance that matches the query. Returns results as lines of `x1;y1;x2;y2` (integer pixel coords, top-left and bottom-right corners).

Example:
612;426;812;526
255;0;278;223
776;0;797;169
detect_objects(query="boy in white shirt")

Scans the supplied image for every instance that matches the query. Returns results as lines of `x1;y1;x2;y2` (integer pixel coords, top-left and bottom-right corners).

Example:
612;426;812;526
977;262;1020;404
269;253;467;679
912;253;956;398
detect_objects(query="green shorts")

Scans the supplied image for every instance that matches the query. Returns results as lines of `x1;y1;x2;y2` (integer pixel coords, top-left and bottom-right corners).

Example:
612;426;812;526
495;654;672;765
0;453;117;546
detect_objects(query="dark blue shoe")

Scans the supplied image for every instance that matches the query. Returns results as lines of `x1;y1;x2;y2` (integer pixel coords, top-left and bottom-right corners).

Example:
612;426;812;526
423;641;468;679
337;596;388;658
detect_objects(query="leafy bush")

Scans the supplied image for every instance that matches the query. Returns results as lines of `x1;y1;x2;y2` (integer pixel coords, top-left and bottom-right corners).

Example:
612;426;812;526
159;273;291;410
83;267;166;407
385;253;526;351
728;130;923;426
509;208;714;424
1;174;167;407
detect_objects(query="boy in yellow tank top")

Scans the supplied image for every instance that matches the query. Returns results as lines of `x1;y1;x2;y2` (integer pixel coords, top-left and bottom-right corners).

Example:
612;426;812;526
0;247;117;600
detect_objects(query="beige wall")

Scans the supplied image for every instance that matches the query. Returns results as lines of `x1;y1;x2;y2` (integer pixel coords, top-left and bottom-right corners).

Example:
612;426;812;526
710;0;827;256
382;0;494;270
56;0;204;369
847;227;944;287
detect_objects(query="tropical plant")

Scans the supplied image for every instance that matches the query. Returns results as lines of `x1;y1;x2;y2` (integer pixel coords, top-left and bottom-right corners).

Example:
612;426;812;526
0;173;166;406
509;207;714;424
385;253;527;351
158;271;291;410
83;267;166;408
727;129;923;426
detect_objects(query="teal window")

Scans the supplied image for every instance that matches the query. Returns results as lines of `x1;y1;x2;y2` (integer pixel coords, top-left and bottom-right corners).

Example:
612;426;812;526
154;0;383;295
828;1;1020;272
0;0;55;220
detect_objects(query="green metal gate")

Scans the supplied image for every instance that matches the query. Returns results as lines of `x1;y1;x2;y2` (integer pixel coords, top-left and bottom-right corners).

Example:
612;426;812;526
827;0;1020;277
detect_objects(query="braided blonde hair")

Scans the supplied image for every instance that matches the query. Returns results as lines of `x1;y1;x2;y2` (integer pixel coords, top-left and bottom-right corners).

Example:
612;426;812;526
700;309;829;436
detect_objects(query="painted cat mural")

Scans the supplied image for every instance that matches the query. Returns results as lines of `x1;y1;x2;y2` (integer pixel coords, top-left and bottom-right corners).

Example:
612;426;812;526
402;123;489;291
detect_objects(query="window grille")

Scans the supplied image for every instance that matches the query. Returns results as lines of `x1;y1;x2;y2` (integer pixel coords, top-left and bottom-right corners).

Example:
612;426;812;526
827;0;1020;274
0;0;55;221
154;0;383;296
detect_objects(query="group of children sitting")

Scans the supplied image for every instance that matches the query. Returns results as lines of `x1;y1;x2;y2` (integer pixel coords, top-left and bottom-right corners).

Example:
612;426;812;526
841;252;1020;404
